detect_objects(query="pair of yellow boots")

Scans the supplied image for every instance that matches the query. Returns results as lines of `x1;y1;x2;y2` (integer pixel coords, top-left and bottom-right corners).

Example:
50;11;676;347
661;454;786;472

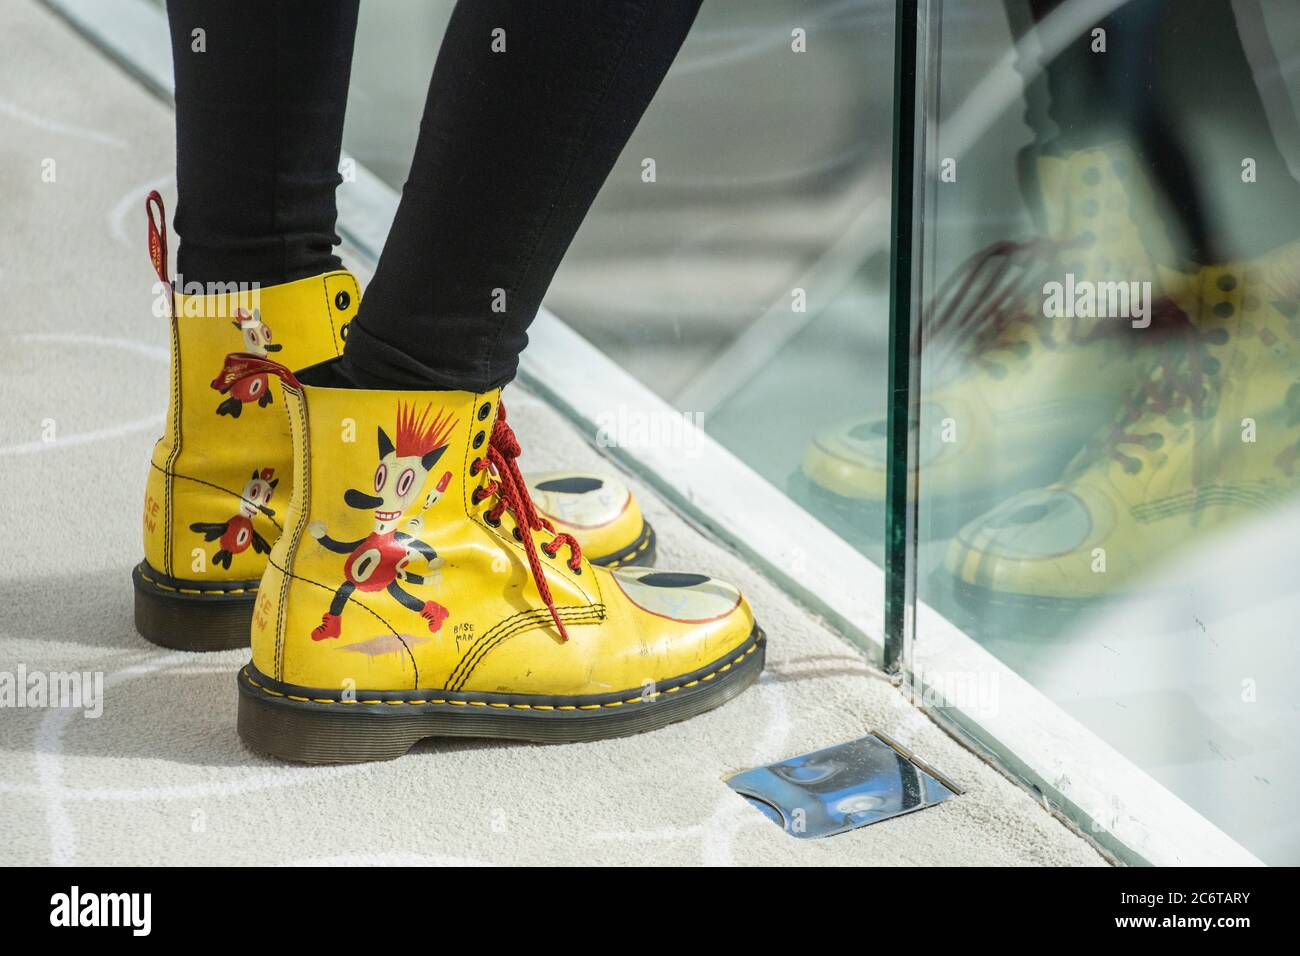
133;194;764;762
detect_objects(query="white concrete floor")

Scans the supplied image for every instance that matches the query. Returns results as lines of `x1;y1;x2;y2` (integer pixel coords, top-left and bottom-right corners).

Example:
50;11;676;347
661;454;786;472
0;0;1106;866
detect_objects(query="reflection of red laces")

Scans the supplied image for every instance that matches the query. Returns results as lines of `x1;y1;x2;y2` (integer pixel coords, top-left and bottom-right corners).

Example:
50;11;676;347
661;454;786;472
926;238;1074;365
470;403;582;642
1088;302;1221;475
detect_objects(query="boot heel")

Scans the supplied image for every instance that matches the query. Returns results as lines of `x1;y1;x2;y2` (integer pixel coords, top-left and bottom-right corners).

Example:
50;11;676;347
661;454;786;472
131;562;256;652
237;674;426;764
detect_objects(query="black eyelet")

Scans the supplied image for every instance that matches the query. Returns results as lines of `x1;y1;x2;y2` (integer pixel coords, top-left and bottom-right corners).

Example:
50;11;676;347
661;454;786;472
471;488;485;504
339;322;350;341
569;563;583;575
473;431;486;449
484;512;501;528
512;527;522;541
335;290;351;310
478;402;492;421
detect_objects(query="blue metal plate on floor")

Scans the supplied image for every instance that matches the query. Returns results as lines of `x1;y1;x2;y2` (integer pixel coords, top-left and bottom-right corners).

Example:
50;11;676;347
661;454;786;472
725;733;961;839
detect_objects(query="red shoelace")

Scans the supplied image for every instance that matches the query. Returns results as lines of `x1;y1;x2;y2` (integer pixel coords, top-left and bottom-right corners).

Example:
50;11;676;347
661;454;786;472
470;403;582;642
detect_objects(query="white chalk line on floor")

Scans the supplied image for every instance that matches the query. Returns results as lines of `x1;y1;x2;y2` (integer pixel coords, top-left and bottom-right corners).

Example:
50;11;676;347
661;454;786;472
25;648;386;864
0;333;166;457
587;670;791;864
0;96;128;149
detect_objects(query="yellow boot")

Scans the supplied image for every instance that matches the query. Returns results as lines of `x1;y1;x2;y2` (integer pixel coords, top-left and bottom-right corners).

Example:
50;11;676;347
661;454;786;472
133;195;657;652
800;144;1176;530
527;472;656;568
133;193;355;650
236;363;764;762
946;242;1300;607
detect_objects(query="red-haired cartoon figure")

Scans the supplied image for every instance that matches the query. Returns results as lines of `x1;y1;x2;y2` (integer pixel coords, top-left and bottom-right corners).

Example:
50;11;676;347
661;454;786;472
210;308;282;418
307;404;456;641
190;468;279;569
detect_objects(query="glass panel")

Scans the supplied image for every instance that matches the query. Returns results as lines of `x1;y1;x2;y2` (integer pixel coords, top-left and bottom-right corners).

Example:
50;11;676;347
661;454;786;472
909;0;1300;863
342;1;898;659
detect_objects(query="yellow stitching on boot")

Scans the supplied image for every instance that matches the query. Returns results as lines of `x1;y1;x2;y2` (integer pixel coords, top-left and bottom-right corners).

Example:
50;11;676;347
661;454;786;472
276;385;313;682
242;638;759;710
139;568;257;596
162;308;183;577
603;528;652;568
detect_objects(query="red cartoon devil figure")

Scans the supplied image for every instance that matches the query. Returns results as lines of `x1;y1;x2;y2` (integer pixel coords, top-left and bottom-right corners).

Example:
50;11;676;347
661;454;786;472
190;468;279;569
308;404;456;641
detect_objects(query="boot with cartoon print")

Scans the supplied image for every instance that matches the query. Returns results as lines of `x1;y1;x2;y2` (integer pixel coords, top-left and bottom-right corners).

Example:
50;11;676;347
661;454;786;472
236;360;764;762
133;194;660;651
133;193;357;650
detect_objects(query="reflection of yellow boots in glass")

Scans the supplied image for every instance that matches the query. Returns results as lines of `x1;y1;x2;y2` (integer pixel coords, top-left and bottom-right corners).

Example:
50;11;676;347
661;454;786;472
237;366;764;762
947;242;1300;607
800;145;1174;529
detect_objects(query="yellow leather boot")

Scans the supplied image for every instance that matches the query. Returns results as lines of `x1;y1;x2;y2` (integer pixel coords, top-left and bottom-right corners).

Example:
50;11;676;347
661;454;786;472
528;472;655;568
133;194;657;652
236;362;764;762
133;192;356;650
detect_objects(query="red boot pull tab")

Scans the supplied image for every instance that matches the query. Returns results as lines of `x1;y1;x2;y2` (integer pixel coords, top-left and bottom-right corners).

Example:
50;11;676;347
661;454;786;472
211;353;302;392
146;190;169;283
146;190;174;318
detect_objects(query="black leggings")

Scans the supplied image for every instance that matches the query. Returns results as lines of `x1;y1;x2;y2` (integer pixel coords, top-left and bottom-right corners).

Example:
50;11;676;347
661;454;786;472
167;0;701;392
169;0;1299;391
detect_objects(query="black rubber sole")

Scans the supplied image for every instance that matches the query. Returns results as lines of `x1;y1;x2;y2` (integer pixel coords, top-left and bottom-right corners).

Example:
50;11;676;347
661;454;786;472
237;626;765;763
589;520;656;569
132;561;260;652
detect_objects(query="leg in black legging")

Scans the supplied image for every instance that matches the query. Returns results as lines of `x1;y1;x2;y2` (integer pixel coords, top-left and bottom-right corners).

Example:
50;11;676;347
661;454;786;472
166;0;359;287
338;0;703;393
